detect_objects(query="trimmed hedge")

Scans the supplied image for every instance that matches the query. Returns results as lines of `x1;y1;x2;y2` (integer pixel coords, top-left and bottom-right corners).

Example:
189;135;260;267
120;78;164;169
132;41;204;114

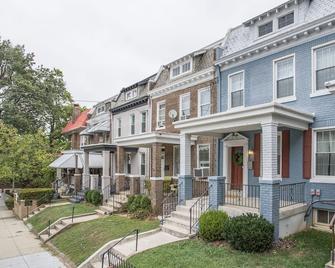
127;195;152;219
18;188;54;205
225;213;274;252
199;211;229;241
5;195;14;210
85;190;102;206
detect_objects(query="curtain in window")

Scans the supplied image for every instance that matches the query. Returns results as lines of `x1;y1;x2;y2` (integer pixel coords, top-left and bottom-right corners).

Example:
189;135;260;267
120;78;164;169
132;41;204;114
316;44;335;90
316;130;335;176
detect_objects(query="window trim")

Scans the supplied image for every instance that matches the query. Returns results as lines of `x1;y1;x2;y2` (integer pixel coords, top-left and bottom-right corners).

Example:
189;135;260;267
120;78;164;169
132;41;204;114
228;70;245;110
277;11;294;29
141;111;147;133
130;113;135;135
311;40;335;97
198;87;211;117
197;144;210;168
170;59;193;79
311;127;335;182
273;54;296;103
125;88;138;101
140;152;146;176
179;92;191;120
117;118;122;137
315;209;335;226
156;100;166;130
258;21;273;37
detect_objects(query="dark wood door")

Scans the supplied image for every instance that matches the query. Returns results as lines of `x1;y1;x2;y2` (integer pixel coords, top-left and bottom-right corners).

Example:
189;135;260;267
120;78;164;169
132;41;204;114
231;147;243;189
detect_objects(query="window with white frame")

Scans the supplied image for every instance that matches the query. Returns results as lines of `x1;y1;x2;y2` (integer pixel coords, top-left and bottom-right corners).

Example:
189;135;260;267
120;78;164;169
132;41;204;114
315;130;335;176
180;93;190;120
130;114;135;135
97;105;105;114
316;209;335;225
125;88;138;101
198;88;211;117
258;21;273;37
117;118;121;137
229;72;244;108
274;56;295;99
157;101;166;128
171;60;192;78
140;153;146;176
141;111;147;133
314;43;335;91
278;12;294;29
198;144;210;168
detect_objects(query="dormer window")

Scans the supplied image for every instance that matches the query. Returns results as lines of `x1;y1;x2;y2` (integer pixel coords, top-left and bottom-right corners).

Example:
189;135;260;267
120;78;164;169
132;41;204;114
278;12;294;29
258;21;273;37
171;60;192;78
97;106;105;114
125;88;138;101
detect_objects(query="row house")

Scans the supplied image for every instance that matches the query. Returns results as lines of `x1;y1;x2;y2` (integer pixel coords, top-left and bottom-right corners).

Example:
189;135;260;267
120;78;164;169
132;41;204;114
174;0;335;239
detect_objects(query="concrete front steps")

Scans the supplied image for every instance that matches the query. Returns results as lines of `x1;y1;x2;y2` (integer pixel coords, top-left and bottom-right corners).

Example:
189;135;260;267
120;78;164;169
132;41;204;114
23;202;70;222
161;198;202;238
38;212;100;242
99;191;129;215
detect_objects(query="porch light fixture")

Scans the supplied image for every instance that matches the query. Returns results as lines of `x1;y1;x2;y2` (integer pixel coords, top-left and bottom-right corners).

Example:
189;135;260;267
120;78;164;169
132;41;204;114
248;149;254;161
325;80;335;94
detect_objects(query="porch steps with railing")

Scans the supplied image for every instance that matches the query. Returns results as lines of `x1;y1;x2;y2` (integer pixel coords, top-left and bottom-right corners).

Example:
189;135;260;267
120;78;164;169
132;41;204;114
161;198;201;238
99;191;129;215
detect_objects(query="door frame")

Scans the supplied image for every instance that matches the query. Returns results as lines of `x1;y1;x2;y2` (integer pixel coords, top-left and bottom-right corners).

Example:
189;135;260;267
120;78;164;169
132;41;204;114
222;133;248;189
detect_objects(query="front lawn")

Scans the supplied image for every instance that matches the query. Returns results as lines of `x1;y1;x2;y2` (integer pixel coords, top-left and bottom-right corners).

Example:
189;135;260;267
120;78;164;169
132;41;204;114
51;215;159;265
129;229;332;268
27;203;96;232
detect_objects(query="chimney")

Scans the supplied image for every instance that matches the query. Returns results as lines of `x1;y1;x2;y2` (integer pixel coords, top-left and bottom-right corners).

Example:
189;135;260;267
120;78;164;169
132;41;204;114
72;104;81;123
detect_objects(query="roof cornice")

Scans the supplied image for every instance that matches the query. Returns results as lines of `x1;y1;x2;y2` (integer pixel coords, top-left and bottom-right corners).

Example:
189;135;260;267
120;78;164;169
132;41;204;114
111;96;149;114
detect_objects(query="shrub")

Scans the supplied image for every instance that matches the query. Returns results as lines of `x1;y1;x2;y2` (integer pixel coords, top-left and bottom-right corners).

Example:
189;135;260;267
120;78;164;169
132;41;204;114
18;188;54;205
127;195;152;219
85;190;92;203
90;190;102;206
199;211;229;241
5;195;14;210
225;213;274;252
144;180;151;195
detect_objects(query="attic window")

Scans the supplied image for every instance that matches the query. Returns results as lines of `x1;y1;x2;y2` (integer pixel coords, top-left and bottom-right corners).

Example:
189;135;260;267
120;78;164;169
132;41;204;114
278;12;294;29
258;21;273;37
97;106;105;114
125;88;138;101
171;60;192;78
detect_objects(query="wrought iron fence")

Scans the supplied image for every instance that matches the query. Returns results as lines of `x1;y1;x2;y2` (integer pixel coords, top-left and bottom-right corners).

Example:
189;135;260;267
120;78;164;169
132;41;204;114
224;183;260;209
279;182;305;208
161;181;182;225
192;178;208;198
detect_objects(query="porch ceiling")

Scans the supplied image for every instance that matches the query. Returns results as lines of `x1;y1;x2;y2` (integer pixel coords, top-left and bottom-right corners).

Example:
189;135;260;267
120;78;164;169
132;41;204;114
174;102;314;135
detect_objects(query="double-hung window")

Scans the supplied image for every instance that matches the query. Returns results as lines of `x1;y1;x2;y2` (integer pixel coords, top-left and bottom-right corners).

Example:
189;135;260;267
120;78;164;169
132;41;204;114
171;60;192;78
157;101;166;128
258;21;273;37
278;12;294;29
198;88;211;117
274;56;295;100
315;130;335;176
198;144;210;168
117;118;121;137
140;153;146;176
180;93;190;120
314;43;335;92
141;111;147;133
130;114;135;135
229;72;244;108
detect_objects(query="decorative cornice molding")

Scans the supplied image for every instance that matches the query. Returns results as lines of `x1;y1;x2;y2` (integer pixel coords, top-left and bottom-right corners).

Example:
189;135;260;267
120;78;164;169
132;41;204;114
111;96;149;115
149;67;215;99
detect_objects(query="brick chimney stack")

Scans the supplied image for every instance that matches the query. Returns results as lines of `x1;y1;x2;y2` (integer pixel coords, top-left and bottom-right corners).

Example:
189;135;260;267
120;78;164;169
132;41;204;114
72;104;81;123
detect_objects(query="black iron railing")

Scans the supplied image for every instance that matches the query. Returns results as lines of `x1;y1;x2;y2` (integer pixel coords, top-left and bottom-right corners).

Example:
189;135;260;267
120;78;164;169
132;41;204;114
192;178;208;198
101;229;138;268
224;183;260;209
330;214;335;266
279;182;305;208
189;184;212;234
161;181;182;225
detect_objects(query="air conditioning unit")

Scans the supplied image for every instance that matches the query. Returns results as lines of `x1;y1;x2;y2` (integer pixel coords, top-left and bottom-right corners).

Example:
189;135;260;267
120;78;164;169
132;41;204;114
193;168;210;177
180;114;190;120
325;80;335;94
158;121;165;128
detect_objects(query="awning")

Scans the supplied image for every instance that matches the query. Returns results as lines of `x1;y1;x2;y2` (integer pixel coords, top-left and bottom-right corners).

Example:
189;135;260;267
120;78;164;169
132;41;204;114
49;151;103;169
88;120;110;133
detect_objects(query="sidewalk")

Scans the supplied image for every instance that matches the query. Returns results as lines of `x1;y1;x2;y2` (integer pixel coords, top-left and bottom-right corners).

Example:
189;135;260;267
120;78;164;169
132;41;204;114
0;194;66;268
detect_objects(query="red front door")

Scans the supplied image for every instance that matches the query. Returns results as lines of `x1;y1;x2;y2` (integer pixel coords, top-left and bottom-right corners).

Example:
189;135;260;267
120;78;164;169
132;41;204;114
231;147;243;189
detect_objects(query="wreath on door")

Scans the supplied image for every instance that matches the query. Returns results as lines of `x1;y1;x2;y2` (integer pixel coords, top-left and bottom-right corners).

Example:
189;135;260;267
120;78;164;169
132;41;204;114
233;151;243;166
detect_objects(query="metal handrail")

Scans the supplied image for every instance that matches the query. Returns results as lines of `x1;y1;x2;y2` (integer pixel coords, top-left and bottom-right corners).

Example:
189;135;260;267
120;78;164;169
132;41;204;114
101;229;138;268
330;215;335;266
189;184;212;234
161;181;182;225
25;194;51;218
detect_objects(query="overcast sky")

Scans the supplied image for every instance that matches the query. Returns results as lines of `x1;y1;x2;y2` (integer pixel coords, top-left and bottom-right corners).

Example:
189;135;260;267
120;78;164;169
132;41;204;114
1;0;284;107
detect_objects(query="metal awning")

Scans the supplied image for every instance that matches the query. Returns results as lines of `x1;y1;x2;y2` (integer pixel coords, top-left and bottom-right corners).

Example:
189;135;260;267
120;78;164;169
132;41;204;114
49;151;103;169
88;120;110;133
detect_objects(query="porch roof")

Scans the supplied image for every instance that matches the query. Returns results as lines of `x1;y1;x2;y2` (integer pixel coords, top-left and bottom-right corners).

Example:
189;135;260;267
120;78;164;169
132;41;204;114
49;150;103;169
113;132;181;147
174;102;314;135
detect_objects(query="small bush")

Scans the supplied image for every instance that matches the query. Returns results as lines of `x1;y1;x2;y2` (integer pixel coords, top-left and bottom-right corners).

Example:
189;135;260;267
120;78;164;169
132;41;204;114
5;196;14;210
199;211;229;241
85;190;92;203
18;188;54;205
127;195;152;219
225;213;274;252
90;190;102;206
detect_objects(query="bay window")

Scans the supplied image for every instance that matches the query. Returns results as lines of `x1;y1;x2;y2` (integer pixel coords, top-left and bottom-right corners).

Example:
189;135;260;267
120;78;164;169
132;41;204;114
229;71;244;108
315;130;335;176
198;88;211;117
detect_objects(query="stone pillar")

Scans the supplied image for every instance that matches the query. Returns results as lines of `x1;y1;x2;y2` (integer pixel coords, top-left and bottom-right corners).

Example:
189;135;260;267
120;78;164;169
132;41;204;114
178;133;193;204
101;150;111;200
90;174;99;190
209;176;225;210
82;151;90;190
130;176;140;195
150;143;163;214
260;122;280;241
115;146;125;192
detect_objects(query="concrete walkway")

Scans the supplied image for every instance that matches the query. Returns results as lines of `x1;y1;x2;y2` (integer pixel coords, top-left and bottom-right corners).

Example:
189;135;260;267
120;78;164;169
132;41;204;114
0;194;65;268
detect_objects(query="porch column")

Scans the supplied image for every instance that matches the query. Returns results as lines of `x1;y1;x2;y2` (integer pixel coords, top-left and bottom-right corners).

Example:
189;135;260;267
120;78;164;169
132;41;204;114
209;176;225;210
178;133;193;204
102;150;111;200
74;153;81;191
82;151;90;190
150;143;163;214
90;174;99;190
260;122;280;241
115;146;125;193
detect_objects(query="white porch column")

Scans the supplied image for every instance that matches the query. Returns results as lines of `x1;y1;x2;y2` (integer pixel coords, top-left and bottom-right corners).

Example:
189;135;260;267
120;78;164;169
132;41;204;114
102;150;111;197
179;133;193;204
260;122;280;241
82;151;90;190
